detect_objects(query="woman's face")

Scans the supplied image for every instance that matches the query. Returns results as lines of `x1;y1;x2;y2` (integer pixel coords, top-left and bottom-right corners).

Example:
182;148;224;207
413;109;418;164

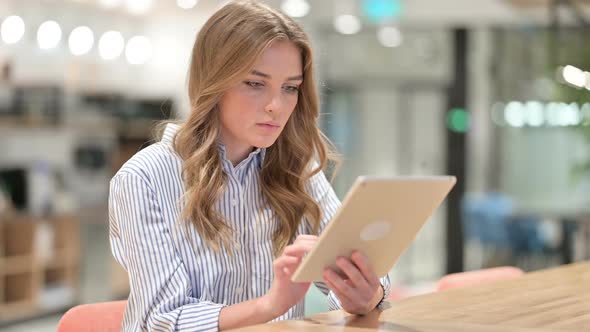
218;40;303;154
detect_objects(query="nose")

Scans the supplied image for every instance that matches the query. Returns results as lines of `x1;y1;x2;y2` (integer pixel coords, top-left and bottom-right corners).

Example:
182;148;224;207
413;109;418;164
264;92;283;114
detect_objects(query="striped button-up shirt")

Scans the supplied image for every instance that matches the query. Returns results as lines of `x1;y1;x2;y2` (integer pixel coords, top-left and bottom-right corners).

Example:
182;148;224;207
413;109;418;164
109;123;391;332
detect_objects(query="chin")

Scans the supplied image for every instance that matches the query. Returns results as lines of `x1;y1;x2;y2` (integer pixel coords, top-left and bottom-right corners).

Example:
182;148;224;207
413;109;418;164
252;137;279;149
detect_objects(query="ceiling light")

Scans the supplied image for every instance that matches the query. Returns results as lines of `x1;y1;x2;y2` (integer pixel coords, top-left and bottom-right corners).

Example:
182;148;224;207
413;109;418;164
281;0;311;18
177;0;198;9
334;14;361;35
69;26;94;56
99;30;125;60
126;0;153;15
377;26;402;47
125;35;152;65
37;20;62;50
1;16;25;44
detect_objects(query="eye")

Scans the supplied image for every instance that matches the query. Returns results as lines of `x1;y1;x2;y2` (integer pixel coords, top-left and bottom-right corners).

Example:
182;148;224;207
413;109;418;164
284;85;300;93
244;81;264;88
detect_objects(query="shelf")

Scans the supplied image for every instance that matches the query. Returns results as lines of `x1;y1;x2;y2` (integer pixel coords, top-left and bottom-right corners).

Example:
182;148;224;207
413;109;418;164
0;215;80;323
0;300;37;321
0;255;34;275
1;219;35;258
49;216;79;251
3;272;35;304
45;249;79;269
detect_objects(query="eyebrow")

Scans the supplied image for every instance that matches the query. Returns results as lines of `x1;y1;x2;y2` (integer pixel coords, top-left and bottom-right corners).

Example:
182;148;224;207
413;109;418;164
250;69;303;81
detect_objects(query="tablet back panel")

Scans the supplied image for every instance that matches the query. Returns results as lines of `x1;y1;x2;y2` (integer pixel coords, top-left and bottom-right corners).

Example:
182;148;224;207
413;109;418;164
292;176;456;282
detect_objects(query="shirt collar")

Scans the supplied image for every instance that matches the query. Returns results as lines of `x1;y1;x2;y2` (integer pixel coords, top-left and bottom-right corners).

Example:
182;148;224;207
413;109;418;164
162;123;266;169
161;122;180;145
217;142;266;171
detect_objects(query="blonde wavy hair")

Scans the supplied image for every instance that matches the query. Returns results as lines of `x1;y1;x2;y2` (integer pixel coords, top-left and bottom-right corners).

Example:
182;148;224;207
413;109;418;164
172;0;339;257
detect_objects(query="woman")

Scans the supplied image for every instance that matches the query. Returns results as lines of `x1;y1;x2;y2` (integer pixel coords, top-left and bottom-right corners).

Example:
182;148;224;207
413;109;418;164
109;1;390;331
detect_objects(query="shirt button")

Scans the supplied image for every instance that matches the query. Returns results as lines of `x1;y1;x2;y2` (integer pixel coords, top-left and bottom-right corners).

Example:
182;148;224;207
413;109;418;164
235;287;243;294
231;199;238;207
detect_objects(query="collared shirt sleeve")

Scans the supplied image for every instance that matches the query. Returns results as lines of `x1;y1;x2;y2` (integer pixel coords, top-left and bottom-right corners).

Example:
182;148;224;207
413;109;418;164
305;168;391;311
109;172;225;332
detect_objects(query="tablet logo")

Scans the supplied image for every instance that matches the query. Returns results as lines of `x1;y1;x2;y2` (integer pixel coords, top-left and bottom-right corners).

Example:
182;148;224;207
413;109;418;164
360;221;392;241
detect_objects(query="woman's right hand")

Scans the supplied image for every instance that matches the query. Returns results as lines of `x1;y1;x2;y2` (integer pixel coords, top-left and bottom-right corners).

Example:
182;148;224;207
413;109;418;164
260;235;318;318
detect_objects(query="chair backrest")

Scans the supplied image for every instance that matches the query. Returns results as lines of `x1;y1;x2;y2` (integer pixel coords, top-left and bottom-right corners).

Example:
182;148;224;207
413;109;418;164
57;301;127;332
461;192;514;246
437;266;524;292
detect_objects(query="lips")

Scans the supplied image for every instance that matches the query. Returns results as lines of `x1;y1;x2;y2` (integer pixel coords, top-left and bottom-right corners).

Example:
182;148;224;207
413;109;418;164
257;122;280;128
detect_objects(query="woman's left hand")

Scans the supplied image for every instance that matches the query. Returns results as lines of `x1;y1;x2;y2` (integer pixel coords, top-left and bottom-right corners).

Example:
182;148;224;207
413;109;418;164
322;250;384;315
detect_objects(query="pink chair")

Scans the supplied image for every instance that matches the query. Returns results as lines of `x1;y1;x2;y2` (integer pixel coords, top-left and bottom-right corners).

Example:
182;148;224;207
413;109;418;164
436;266;524;291
387;285;410;301
57;301;127;332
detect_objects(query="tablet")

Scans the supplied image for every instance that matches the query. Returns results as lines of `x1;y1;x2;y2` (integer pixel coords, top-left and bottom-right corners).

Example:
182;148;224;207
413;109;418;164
291;176;456;282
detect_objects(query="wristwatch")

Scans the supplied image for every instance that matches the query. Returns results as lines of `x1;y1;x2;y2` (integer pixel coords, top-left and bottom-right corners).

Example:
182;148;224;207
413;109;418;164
375;283;388;310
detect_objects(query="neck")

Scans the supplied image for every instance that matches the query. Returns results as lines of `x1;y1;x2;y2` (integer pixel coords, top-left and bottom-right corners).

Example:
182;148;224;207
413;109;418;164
218;128;258;166
220;141;255;167
229;146;254;166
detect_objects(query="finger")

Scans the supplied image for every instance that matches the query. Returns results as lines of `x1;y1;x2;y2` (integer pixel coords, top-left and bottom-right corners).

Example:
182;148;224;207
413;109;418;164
323;270;355;305
291;239;317;251
323;268;357;301
351;251;380;287
274;255;300;272
275;256;303;279
276;255;301;267
293;240;317;251
292;238;318;247
336;257;370;292
283;247;311;259
283;243;314;257
324;277;370;315
323;277;345;302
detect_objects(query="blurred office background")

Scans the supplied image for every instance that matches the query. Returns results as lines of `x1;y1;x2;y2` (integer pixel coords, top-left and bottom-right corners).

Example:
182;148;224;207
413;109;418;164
0;0;589;330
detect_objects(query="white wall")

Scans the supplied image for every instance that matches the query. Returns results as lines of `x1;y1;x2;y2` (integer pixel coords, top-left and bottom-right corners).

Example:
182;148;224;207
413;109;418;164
500;127;590;215
324;85;448;282
322;29;451;84
467;28;495;193
356;88;401;176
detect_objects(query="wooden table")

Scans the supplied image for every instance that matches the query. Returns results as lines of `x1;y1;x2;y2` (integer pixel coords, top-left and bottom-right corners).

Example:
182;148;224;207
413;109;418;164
232;262;590;331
